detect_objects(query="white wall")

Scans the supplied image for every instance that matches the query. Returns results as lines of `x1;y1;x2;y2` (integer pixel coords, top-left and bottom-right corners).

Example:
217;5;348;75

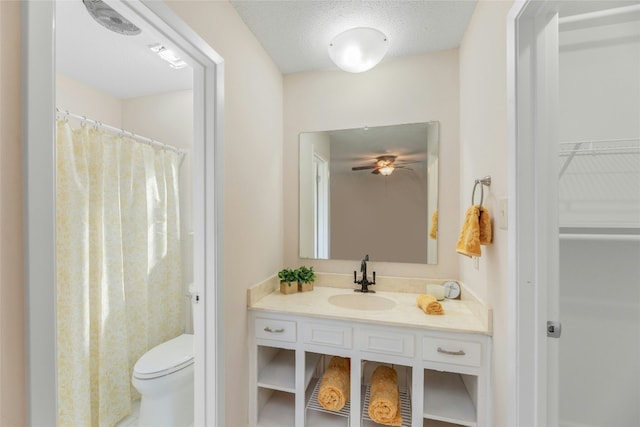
284;50;460;279
458;0;513;425
165;2;284;426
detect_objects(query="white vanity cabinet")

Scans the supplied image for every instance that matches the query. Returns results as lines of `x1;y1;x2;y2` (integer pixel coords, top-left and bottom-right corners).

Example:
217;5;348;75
249;311;491;427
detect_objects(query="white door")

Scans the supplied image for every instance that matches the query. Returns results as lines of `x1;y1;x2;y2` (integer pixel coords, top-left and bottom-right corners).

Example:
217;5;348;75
509;2;560;425
510;1;640;426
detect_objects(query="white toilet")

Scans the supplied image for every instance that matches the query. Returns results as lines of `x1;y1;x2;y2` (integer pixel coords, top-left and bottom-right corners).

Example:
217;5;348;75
132;333;194;427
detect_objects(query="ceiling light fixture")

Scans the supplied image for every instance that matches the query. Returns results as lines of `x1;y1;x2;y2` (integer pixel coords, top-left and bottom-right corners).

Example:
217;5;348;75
378;165;395;176
328;27;389;73
148;43;187;69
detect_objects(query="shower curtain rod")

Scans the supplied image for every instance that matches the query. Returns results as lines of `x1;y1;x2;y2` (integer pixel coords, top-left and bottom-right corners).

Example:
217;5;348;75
56;108;185;155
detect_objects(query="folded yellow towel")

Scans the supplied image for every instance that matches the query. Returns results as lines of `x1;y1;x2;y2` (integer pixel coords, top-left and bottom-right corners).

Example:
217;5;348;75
368;365;402;426
317;356;350;411
429;210;438;240
417;294;445;315
456;205;481;257
479;206;492;245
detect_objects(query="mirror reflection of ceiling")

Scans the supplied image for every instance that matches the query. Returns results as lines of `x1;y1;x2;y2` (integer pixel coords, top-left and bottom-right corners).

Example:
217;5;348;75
55;0;192;99
330;125;430;174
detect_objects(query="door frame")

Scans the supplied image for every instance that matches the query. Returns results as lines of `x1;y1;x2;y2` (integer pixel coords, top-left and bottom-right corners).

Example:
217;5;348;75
507;1;560;426
21;1;224;425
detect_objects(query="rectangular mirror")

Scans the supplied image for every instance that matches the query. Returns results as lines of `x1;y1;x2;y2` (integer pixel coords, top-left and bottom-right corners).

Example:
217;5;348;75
299;121;439;264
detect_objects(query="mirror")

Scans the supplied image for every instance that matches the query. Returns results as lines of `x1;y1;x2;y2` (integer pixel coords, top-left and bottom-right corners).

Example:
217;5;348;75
299;121;439;264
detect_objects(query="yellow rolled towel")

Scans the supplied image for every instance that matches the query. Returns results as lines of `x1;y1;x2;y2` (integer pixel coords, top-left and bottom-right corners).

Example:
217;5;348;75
429;210;438;240
368;365;402;426
317;356;350;411
417;294;445;315
479;206;492;245
456;205;481;257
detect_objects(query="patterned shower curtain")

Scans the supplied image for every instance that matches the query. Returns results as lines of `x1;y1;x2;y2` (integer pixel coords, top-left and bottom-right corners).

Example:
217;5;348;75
55;120;184;427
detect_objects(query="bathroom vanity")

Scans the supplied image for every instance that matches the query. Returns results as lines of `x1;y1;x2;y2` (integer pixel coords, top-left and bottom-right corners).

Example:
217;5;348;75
248;283;492;427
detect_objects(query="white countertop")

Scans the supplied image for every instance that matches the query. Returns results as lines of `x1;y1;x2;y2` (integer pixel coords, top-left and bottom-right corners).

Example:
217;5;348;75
249;286;492;336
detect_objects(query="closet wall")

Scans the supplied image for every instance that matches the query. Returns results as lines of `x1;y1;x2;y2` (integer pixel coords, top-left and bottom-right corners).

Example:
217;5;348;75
558;16;640;427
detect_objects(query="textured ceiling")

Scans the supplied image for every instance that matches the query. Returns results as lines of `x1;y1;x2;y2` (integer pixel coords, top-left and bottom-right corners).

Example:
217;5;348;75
56;0;192;100
230;0;478;74
55;0;640;99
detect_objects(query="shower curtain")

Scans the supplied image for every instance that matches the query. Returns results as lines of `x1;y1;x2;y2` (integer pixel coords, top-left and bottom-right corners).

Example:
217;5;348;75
55;120;184;427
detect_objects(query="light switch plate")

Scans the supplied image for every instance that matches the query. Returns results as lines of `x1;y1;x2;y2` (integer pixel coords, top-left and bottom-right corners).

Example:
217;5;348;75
498;197;508;230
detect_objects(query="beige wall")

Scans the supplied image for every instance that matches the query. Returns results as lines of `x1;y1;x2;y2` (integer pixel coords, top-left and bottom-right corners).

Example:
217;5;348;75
0;1;26;425
56;74;123;127
284;50;460;279
459;0;513;425
165;2;284;426
330;169;429;263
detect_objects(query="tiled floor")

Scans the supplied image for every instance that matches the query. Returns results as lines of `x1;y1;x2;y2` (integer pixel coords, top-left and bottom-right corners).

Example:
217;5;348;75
115;400;140;427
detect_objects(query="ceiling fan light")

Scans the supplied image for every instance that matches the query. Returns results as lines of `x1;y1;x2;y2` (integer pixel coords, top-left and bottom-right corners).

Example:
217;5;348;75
328;27;389;73
379;165;395;176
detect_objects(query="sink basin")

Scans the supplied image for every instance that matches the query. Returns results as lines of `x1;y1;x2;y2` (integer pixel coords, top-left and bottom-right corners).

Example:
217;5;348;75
328;294;396;311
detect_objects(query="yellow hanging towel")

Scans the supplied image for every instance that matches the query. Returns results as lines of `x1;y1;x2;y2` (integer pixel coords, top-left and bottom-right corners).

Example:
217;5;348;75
429;210;438;240
479;206;492;245
456;205;482;257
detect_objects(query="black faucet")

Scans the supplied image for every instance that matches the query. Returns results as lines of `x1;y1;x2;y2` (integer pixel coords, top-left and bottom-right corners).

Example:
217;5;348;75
354;254;376;293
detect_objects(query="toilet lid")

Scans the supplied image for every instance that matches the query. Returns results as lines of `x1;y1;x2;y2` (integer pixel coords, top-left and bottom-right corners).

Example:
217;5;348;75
134;334;194;379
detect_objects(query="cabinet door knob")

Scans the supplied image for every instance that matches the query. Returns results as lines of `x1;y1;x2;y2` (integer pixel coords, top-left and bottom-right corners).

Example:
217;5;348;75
437;347;466;356
264;326;285;333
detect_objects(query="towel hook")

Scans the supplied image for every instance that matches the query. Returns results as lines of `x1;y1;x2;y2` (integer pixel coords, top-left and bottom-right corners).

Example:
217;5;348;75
471;176;491;206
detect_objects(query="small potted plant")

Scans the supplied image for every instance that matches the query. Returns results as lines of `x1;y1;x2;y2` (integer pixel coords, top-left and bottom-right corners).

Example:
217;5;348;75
278;268;298;294
296;266;316;292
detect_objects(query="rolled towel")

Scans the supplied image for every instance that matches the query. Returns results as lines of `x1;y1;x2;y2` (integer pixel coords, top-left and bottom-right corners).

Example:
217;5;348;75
368;365;403;426
417;294;445;315
317;356;350;411
456;205;481;257
479;206;492;245
429;210;438;240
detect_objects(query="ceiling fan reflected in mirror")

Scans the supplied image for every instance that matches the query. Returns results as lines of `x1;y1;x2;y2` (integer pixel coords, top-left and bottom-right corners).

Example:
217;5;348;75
351;155;417;176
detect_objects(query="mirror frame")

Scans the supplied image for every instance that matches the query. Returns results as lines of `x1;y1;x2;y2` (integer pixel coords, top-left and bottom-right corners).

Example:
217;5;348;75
22;1;224;424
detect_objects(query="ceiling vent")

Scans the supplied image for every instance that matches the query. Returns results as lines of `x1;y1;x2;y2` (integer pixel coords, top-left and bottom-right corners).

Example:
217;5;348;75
82;0;141;36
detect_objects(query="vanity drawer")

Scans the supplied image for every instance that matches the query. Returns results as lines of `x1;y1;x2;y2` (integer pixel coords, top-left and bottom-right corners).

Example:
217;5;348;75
255;317;297;343
423;337;481;367
303;323;352;349
360;328;415;358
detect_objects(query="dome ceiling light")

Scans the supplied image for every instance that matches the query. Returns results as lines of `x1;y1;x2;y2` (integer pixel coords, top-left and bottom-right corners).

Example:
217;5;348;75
328;27;389;73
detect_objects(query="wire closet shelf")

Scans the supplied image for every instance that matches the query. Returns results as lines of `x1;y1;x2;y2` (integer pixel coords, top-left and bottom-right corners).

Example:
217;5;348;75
559;137;639;177
558;136;640;240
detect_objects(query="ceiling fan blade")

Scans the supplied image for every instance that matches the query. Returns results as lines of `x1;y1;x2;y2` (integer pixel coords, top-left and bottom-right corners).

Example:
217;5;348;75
352;165;377;171
394;160;421;166
371;169;380;174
